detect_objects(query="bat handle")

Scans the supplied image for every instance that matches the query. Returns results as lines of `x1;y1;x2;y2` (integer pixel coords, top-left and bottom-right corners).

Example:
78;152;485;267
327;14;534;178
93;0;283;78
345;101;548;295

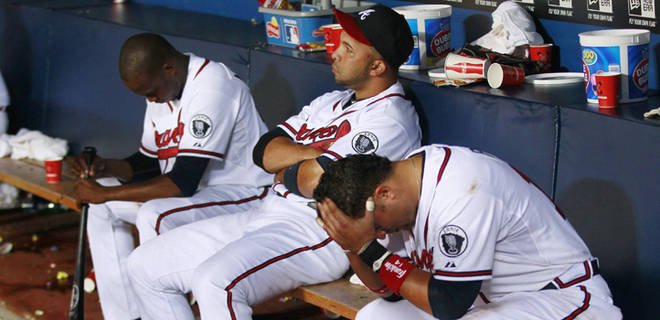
82;146;97;179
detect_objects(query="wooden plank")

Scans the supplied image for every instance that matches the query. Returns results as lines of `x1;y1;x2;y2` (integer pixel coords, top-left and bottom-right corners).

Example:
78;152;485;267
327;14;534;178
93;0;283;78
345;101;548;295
292;279;379;319
0;158;81;211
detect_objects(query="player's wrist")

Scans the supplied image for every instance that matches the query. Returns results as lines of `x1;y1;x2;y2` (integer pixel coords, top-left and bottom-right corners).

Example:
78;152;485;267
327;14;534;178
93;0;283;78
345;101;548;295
357;240;392;272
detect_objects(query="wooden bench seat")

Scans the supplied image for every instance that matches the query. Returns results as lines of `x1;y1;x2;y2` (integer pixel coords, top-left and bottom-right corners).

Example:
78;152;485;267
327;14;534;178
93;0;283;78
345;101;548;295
0;158;80;211
293;278;379;319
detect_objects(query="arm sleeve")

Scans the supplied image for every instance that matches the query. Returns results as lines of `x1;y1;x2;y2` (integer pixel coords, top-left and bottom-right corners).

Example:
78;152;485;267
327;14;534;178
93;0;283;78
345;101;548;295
165;156;210;197
123;151;160;183
428;278;481;320
252;127;290;169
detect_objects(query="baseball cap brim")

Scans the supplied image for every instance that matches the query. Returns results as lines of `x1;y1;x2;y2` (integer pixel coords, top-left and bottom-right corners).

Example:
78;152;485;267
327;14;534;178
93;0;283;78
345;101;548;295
333;8;372;46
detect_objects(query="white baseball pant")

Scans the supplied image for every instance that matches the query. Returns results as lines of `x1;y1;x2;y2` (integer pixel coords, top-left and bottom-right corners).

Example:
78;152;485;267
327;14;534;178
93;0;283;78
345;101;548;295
127;194;350;320
87;177;268;320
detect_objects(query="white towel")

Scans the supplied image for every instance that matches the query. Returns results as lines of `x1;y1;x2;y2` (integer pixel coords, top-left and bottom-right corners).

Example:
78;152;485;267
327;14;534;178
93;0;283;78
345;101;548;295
472;1;543;55
8;128;68;161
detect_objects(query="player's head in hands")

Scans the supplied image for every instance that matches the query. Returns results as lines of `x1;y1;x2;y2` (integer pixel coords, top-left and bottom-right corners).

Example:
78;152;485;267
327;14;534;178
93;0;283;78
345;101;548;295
119;33;188;103
314;154;419;238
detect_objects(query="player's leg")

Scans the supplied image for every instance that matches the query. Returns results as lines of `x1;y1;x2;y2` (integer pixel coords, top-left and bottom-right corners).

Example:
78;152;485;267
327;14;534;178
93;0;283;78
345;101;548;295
127;207;260;320
191;210;349;320
461;276;621;320
355;299;437;320
86;177;142;320
135;185;268;243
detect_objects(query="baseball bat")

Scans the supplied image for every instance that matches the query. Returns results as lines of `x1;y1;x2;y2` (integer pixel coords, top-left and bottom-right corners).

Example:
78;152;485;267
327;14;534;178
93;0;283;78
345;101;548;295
68;146;97;320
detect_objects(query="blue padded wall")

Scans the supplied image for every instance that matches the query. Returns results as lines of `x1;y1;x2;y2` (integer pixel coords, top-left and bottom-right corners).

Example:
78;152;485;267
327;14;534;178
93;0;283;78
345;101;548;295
249;49;341;128
555;107;660;318
406;80;557;196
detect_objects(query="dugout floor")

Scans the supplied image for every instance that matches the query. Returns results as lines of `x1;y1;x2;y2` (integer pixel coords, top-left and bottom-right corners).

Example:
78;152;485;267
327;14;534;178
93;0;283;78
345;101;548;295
0;207;341;320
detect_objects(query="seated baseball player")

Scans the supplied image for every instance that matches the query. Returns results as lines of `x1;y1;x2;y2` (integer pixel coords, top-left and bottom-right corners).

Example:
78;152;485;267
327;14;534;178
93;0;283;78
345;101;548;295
126;5;422;319
313;144;623;320
71;33;272;320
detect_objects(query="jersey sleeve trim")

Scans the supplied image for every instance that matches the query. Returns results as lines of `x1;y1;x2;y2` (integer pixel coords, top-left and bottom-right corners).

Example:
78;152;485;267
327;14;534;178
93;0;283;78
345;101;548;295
176;149;225;160
434;270;492;278
140;144;158;158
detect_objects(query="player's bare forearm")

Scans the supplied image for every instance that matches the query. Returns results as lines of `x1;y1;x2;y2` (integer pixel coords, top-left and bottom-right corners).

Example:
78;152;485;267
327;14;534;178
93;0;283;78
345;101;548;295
349;253;433;314
399;269;434;314
86;175;181;203
261;137;323;173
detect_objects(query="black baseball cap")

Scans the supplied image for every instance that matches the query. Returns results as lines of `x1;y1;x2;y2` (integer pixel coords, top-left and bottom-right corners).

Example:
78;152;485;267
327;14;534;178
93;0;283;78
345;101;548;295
334;4;413;69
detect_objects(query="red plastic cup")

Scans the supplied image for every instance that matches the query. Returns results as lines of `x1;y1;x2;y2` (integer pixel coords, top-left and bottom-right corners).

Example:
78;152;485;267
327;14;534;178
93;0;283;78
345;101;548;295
444;52;491;80
487;63;526;88
44;158;63;183
529;43;553;64
595;72;621;108
321;24;342;57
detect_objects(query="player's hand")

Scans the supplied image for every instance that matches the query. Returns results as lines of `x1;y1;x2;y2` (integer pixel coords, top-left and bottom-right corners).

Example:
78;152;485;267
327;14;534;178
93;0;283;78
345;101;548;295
70;153;105;178
274;168;285;184
73;178;107;204
317;197;377;254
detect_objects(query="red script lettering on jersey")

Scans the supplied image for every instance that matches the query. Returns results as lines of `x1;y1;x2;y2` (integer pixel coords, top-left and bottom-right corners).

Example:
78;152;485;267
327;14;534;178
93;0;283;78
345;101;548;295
296;120;351;150
410;248;434;271
154;122;185;148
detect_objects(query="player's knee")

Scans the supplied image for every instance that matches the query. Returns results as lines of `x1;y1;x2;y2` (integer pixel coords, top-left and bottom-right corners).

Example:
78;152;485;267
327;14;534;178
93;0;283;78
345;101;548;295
191;261;234;301
135;201;162;232
126;245;155;287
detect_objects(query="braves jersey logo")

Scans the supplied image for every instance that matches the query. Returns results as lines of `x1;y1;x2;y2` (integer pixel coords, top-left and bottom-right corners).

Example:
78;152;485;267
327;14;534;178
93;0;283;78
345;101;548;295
439;225;468;258
190;114;213;139
155;121;184;148
410;248;434;271
296;120;351;150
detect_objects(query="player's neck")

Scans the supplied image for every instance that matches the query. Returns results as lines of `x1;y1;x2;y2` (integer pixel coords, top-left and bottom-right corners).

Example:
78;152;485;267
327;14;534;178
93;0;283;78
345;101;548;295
174;54;190;100
352;76;397;100
390;156;422;209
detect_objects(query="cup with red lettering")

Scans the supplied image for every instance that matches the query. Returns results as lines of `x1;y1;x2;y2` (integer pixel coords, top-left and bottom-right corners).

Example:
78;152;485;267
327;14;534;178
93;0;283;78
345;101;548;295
595;72;621;108
44;157;63;183
528;43;553;64
444;52;491;80
321;24;342;57
487;63;526;89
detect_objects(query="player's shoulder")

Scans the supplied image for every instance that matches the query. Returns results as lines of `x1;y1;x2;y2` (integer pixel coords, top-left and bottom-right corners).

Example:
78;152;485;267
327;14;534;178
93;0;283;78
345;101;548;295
310;89;351;105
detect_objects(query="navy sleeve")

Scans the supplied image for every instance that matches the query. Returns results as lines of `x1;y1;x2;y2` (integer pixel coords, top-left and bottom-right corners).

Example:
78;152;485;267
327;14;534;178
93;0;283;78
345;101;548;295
428;278;481;319
123;152;160;183
252;127;290;170
165;156;210;197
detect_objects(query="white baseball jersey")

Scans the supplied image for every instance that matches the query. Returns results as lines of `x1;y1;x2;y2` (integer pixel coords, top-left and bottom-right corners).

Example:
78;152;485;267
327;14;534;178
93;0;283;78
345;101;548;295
139;53;271;189
397;144;594;299
273;81;421;201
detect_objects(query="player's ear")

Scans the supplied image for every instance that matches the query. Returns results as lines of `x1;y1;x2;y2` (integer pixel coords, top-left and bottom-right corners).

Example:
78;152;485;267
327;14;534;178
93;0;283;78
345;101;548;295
369;59;387;77
373;184;392;202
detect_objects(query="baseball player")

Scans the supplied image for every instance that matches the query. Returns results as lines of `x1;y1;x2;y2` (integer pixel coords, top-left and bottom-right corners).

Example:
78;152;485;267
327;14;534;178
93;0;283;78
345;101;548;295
314;144;622;319
126;5;421;319
72;33;271;320
0;70;9;133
